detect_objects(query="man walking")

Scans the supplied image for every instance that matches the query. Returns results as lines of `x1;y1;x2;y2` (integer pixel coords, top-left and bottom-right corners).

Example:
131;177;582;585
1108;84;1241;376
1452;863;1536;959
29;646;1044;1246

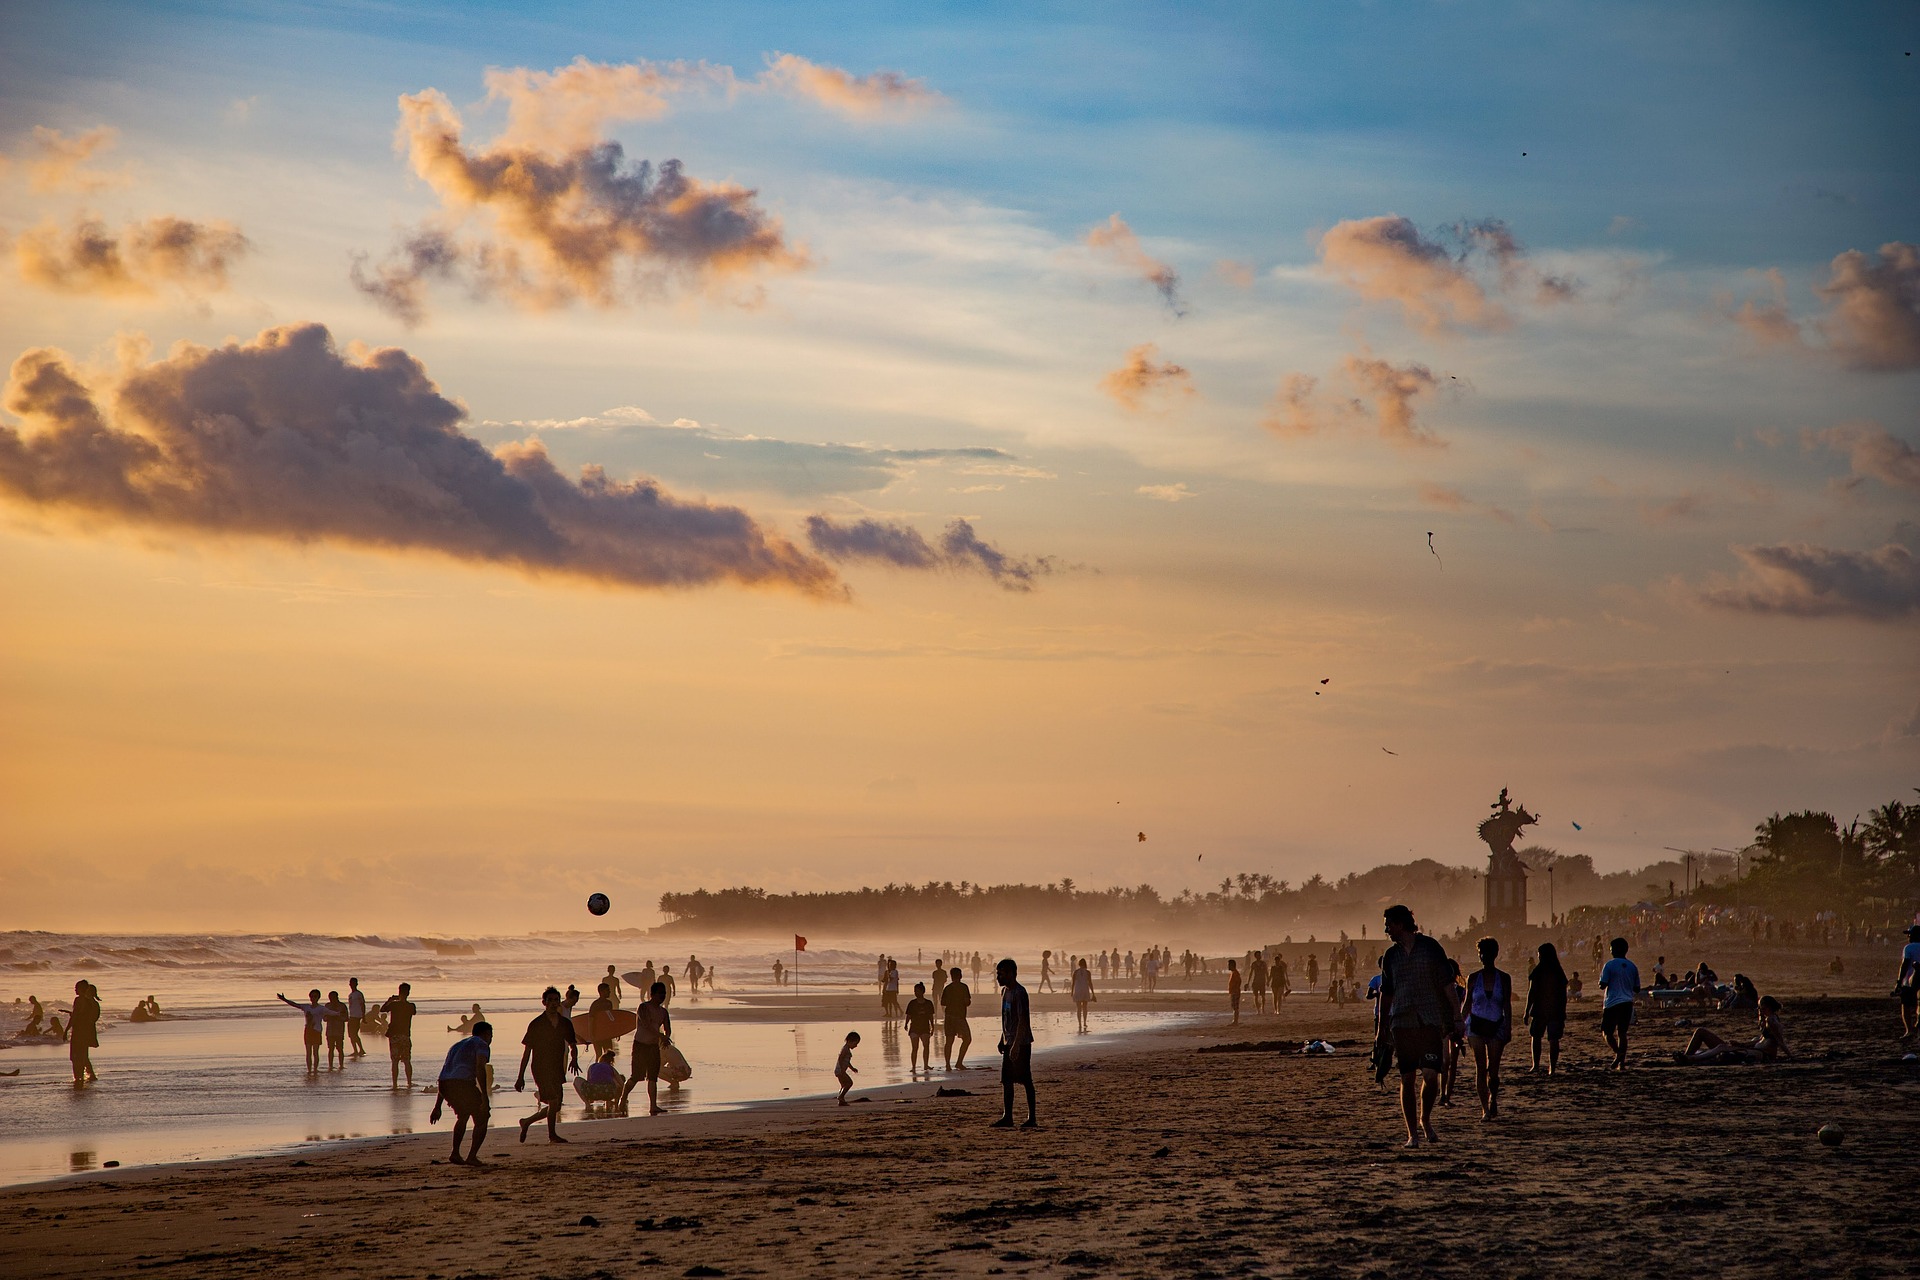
381;982;417;1089
620;981;673;1116
942;966;973;1069
1599;937;1641;1070
991;958;1036;1129
517;986;580;1143
346;977;367;1057
1374;904;1460;1148
430;1020;492;1165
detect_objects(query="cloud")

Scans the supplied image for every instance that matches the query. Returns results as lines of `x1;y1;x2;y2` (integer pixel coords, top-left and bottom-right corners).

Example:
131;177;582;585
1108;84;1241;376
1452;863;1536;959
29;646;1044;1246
1214;259;1255;289
1805;423;1920;495
14;214;249;298
1638;491;1710;525
1085;215;1184;313
1341;353;1442;448
1814;242;1920;371
1137;483;1197;502
760;53;943;119
0;323;839;597
1722;268;1802;347
1260;372;1322;438
225;96;261;125
1690;541;1920;620
804;514;1052;591
1317;215;1506;335
354;77;803;322
1418;482;1513;524
13;125;129;194
1100;343;1195;410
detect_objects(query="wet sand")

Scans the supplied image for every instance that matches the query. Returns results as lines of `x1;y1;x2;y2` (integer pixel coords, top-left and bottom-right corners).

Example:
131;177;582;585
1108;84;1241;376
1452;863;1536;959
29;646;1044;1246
1;987;1914;1278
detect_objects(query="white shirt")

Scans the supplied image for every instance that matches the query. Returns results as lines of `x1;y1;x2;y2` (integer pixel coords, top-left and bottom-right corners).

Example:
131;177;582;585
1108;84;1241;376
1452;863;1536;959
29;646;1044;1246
347;989;366;1018
1071;969;1093;1001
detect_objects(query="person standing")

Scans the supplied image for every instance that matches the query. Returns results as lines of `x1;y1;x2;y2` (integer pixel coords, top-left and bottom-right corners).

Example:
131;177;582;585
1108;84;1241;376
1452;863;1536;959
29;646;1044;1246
835;1031;860;1105
1524;942;1569;1075
323;990;350;1071
430;1020;492;1165
930;962;948;1011
587;982;617;1057
1249;952;1269;1014
882;959;901;1021
1599;937;1641;1071
1227;958;1243;1026
1273;954;1290;1009
621;981;673;1116
346;977;367;1058
605;965;624;1011
991;958;1036;1129
1070;957;1094;1033
1463;938;1513;1119
1306;952;1319;990
276;988;326;1074
773;958;785;987
905;982;936;1073
381;983;418;1089
66;980;101;1084
1895;924;1920;1042
1374;904;1460;1148
517;986;580;1144
942;966;973;1069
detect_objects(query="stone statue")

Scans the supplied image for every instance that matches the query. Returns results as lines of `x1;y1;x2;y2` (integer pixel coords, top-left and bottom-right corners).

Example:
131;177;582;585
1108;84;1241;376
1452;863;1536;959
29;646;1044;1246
1478;789;1538;860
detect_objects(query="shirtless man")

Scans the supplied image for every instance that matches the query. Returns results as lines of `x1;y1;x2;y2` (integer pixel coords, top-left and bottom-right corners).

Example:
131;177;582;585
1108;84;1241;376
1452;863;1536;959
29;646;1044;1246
991;958;1036;1129
905;982;936;1073
381;982;417;1089
346;977;367;1057
620;982;673;1116
942;966;973;1069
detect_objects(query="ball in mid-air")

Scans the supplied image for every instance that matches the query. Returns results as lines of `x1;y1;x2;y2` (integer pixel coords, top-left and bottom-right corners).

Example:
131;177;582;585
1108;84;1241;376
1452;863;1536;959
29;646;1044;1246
1817;1123;1843;1147
587;892;611;917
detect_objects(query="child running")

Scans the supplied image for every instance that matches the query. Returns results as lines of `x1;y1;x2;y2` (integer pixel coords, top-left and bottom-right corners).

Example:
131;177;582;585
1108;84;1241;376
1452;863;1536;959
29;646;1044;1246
835;1031;860;1104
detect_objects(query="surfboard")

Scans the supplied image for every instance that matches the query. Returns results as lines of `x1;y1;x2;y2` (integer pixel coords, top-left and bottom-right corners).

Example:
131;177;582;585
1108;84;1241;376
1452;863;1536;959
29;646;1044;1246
621;971;649;990
573;1007;639;1043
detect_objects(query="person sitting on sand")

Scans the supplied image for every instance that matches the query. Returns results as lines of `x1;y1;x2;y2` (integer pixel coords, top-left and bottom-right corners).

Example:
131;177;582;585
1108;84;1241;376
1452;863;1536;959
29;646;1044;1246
1676;996;1790;1065
448;1003;487;1034
576;1049;624;1108
430;1020;492;1165
943;967;973;1069
277;988;327;1074
1722;974;1759;1012
835;1031;860;1105
619;981;673;1116
1568;971;1585;1002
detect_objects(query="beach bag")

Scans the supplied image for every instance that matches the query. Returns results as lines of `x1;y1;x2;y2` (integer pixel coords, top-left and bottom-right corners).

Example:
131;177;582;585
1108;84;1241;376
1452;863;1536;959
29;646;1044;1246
659;1040;693;1084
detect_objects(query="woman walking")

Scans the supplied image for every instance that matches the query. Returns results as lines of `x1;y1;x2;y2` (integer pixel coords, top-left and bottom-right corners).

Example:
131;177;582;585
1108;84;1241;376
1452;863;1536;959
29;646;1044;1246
1523;942;1568;1075
1464;937;1513;1119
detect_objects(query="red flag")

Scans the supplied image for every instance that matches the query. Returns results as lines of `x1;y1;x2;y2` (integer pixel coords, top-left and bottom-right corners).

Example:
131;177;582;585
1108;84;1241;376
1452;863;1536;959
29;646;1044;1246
795;935;807;951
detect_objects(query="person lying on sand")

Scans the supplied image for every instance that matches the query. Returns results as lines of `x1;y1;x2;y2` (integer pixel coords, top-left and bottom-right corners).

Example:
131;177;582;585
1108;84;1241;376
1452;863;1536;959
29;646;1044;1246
1675;997;1789;1065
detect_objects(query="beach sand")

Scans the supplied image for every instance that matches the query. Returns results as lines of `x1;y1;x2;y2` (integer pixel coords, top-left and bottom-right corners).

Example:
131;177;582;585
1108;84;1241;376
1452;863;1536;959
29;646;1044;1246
0;986;1915;1278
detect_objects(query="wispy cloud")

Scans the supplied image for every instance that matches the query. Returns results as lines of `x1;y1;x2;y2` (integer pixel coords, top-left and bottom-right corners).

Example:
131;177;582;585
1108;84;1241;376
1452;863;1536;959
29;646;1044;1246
1100;342;1194;410
804;514;1053;591
10;125;129;194
1689;541;1920;621
1316;214;1574;336
760;53;944;119
15;214;249;298
1418;482;1513;524
1805;423;1920;494
1085;215;1184;313
1137;483;1197;502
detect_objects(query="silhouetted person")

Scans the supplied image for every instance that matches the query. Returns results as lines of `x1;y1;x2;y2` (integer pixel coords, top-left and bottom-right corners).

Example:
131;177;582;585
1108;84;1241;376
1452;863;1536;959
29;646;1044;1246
1524;942;1568;1074
882;959;901;1020
588;984;616;1056
431;1020;493;1165
381;983;418;1089
1463;937;1512;1119
905;982;936;1072
1375;905;1458;1148
1040;950;1055;993
1897;925;1920;1041
323;990;349;1070
516;986;579;1143
67;980;101;1084
1599;937;1641;1071
773;959;785;987
991;958;1036;1129
836;1031;860;1104
942;967;972;1068
1249;952;1268;1013
1227;958;1243;1025
25;995;45;1036
346;977;367;1057
1070;957;1094;1032
1678;996;1789;1063
277;988;326;1074
620;982;673;1115
606;965;624;1010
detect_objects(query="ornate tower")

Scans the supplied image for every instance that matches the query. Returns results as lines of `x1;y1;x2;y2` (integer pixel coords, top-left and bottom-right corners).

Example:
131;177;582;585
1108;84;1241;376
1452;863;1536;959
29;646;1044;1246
1477;788;1535;931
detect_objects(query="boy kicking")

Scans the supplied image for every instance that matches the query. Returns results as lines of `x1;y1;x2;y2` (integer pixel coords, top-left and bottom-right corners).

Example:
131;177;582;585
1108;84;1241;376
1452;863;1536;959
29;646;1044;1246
835;1031;860;1104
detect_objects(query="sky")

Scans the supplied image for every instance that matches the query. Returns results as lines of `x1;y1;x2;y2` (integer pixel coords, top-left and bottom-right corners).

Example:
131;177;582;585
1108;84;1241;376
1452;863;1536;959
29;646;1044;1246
1;1;1916;934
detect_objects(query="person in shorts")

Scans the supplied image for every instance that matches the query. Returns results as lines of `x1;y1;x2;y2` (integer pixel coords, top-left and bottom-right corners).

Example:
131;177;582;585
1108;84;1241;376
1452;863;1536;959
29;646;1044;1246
1599;938;1641;1071
991;958;1036;1129
276;988;326;1074
1895;925;1920;1041
1374;904;1460;1148
942;967;972;1069
431;1021;492;1165
620;981;673;1116
346;977;367;1058
835;1030;860;1104
516;986;580;1143
904;982;936;1073
1523;942;1569;1075
322;990;349;1070
381;982;417;1089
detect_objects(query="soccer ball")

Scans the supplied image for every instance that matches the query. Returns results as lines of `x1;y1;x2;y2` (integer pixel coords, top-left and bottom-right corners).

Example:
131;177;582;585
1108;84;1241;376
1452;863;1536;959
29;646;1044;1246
1817;1123;1843;1147
587;893;611;917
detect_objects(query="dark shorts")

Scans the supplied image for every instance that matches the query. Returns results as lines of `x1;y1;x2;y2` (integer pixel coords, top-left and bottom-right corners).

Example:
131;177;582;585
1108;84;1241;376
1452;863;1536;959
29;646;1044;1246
1002;1043;1033;1086
438;1077;488;1118
631;1042;662;1080
1602;1004;1635;1035
945;1015;969;1037
532;1066;566;1104
304;1028;323;1047
389;1034;412;1061
1900;987;1917;1012
1530;1018;1565;1040
1391;1025;1444;1074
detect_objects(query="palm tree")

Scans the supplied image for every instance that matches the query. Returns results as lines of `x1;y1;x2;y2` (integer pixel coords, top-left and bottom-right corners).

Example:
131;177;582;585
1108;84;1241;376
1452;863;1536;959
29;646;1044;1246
1865;800;1917;875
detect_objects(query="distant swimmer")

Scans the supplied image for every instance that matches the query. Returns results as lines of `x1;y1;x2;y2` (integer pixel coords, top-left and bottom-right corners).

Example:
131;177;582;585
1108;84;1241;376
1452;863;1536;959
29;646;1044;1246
346;978;367;1057
619;981;673;1116
277;988;326;1074
905;983;936;1074
942;967;973;1070
323;991;350;1071
835;1030;860;1105
448;1004;488;1035
516;986;580;1144
24;996;45;1036
68;981;102;1085
381;983;418;1090
991;958;1037;1129
431;1020;493;1165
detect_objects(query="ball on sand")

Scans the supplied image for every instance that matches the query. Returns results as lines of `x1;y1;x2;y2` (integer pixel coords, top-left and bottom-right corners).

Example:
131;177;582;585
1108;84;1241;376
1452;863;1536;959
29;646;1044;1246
1817;1123;1843;1147
587;892;611;917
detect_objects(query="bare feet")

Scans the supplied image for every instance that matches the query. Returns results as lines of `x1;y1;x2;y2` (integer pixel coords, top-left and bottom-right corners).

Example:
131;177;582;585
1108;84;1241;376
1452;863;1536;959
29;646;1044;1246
548;1134;569;1143
518;1117;532;1143
1423;1125;1440;1143
989;1117;1014;1128
449;1153;466;1164
1403;1136;1420;1148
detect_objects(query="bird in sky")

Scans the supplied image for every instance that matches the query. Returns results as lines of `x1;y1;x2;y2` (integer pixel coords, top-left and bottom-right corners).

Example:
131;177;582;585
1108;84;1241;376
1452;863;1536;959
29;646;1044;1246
1572;821;1583;830
1137;831;1146;842
1382;748;1398;755
1319;678;1330;685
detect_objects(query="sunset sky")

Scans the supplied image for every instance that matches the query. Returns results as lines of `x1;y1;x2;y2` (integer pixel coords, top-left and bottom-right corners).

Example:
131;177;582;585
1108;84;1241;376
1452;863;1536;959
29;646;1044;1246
2;2;1916;934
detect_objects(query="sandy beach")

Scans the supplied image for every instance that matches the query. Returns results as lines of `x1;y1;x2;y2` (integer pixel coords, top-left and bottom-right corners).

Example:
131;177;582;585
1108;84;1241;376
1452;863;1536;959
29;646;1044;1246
2;979;1914;1279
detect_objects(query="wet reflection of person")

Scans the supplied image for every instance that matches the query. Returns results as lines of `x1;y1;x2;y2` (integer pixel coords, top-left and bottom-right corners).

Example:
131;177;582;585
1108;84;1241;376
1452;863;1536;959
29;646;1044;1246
431;1021;493;1165
990;958;1036;1129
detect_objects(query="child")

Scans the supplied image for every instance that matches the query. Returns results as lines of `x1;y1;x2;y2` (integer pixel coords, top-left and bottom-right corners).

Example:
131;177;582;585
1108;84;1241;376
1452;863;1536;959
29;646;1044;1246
905;983;936;1072
835;1031;860;1104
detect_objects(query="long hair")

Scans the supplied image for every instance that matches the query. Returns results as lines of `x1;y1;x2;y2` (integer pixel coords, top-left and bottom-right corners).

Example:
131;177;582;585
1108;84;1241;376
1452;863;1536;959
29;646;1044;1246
1532;941;1566;984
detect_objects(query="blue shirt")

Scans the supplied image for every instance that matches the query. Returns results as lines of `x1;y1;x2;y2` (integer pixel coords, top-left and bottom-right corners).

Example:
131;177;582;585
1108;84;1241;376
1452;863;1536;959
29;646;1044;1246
1599;958;1641;1008
439;1034;490;1082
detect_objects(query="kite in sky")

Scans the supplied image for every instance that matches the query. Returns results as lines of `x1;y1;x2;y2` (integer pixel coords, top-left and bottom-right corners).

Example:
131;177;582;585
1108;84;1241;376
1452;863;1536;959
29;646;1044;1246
1427;532;1442;570
1137;831;1146;842
1572;821;1583;830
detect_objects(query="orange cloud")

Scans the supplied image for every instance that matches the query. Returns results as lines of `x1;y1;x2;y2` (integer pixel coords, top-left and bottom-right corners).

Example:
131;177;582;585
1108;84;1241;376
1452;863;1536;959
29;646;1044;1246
0;323;839;597
760;54;943;119
1260;372;1323;438
1721;268;1802;346
1815;242;1920;371
1341;353;1442;448
1086;215;1184;313
15;125;129;194
1100;343;1195;410
482;56;732;151
1317;214;1507;335
1214;259;1255;289
1806;422;1920;494
14;213;249;298
1418;482;1515;524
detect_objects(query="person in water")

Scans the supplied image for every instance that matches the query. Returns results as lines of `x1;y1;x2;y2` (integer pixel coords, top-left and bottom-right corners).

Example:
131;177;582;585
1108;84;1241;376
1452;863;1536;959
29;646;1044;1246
992;958;1037;1129
381;983;417;1089
323;991;350;1070
904;982;936;1073
67;981;102;1084
942;966;973;1069
448;1003;486;1034
430;1020;492;1165
276;988;326;1074
1071;957;1095;1033
25;995;45;1036
346;977;367;1058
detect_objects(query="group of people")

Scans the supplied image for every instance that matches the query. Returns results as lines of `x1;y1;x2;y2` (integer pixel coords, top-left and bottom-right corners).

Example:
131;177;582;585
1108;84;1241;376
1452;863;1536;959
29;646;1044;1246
277;978;417;1082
